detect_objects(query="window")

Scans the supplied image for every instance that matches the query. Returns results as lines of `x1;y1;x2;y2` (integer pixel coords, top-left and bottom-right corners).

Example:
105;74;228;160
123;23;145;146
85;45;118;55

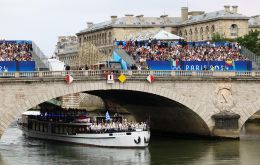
200;27;204;41
230;24;238;36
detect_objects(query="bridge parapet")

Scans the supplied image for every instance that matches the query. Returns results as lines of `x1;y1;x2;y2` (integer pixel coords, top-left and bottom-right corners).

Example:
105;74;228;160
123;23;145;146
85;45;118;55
0;70;259;80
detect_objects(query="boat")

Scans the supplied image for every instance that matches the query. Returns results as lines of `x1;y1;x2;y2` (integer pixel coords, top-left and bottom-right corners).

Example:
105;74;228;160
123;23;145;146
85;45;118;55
17;110;150;148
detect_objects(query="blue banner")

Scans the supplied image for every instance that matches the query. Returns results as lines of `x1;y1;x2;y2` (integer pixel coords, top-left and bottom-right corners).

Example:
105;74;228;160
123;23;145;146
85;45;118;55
0;61;17;72
147;61;181;70
182;61;252;71
18;61;36;71
0;61;35;72
0;40;32;44
146;60;252;71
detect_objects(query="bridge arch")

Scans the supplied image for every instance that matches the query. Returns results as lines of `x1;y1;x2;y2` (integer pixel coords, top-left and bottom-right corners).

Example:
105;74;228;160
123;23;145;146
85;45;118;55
239;98;260;131
0;81;212;136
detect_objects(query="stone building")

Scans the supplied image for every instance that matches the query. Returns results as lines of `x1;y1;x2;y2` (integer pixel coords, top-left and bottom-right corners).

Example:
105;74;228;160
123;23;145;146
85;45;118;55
54;36;79;68
249;15;260;32
177;6;249;41
67;6;260;66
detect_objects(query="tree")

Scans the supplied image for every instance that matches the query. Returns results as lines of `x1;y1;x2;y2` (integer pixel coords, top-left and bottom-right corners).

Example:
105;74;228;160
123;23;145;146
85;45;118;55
237;30;260;55
211;33;235;42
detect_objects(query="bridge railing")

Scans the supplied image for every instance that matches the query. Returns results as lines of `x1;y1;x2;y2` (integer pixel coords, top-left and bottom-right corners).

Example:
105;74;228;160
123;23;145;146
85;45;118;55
1;70;260;80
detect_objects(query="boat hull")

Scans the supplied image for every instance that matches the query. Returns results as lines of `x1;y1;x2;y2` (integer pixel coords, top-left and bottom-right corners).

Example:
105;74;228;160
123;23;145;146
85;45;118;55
20;126;150;148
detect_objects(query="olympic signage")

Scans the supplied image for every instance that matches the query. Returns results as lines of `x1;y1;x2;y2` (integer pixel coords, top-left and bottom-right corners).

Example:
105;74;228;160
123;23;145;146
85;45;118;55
182;61;252;71
0;61;35;72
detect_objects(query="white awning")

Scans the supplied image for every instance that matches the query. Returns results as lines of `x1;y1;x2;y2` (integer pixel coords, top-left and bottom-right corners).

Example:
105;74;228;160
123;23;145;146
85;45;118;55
152;30;184;40
22;111;41;116
124;29;183;41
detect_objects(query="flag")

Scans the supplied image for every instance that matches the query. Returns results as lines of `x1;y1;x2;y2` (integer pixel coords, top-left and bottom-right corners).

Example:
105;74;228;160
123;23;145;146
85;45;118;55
105;111;111;121
146;75;154;83
225;59;233;67
172;60;178;67
65;74;74;84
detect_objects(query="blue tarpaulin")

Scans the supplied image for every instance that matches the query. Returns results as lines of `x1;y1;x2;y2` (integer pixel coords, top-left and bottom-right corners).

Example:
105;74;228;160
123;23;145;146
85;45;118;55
112;51;127;70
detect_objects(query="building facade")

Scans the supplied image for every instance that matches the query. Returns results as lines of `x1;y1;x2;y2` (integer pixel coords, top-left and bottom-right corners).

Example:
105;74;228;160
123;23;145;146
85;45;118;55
62;6;260;67
54;36;79;68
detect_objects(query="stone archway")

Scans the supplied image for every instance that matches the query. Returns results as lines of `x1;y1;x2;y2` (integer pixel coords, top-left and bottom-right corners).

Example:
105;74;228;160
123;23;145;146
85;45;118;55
0;81;213;136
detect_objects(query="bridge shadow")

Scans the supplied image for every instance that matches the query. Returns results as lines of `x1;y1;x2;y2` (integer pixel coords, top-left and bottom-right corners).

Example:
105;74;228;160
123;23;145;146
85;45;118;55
87;90;210;137
240;110;260;139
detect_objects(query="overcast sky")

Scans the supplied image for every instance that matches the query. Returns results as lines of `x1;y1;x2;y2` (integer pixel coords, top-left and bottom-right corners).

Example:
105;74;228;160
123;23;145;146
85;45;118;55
0;0;259;56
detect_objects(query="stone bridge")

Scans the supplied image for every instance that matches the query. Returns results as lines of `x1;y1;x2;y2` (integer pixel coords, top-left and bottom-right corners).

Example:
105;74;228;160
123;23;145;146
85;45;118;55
1;70;260;138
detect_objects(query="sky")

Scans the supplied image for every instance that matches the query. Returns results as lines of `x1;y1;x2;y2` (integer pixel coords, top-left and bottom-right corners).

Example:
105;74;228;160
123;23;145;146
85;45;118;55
0;0;259;57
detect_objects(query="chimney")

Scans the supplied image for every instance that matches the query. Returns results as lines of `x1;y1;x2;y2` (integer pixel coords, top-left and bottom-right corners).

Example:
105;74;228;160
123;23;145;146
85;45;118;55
87;22;93;28
136;15;144;18
224;6;230;13
160;15;168;18
181;7;189;22
125;14;134;17
189;11;205;16
111;16;118;23
125;14;134;24
232;6;238;14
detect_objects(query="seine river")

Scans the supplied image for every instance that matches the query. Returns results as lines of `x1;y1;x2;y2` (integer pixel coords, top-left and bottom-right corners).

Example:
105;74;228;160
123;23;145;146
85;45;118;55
1;124;260;165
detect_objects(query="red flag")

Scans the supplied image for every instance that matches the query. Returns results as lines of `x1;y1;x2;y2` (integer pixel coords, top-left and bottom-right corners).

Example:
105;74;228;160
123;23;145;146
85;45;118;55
65;74;74;84
146;75;154;83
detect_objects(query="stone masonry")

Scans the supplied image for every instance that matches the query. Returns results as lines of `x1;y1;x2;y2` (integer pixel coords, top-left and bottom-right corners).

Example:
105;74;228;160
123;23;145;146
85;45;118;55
0;78;260;138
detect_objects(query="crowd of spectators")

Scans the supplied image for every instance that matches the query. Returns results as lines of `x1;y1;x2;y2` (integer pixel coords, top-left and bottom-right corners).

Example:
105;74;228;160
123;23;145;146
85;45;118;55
119;40;247;68
0;41;33;61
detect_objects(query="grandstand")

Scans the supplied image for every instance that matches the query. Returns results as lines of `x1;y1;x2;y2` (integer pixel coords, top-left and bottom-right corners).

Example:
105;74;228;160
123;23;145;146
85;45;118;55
114;39;254;71
0;40;49;71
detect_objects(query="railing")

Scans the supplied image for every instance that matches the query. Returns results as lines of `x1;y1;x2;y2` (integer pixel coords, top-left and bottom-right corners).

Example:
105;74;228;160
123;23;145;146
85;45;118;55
241;46;260;70
1;70;260;80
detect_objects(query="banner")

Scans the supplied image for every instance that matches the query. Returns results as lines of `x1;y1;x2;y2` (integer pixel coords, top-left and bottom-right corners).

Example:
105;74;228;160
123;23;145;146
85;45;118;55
0;61;16;72
18;61;35;71
0;61;35;72
182;61;252;71
146;60;252;71
147;60;181;70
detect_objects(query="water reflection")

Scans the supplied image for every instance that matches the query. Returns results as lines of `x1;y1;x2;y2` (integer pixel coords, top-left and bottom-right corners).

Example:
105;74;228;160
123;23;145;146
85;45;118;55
2;126;260;165
0;127;150;165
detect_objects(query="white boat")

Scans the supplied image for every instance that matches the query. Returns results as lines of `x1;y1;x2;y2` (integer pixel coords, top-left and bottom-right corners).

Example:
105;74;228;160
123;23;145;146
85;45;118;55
18;111;150;148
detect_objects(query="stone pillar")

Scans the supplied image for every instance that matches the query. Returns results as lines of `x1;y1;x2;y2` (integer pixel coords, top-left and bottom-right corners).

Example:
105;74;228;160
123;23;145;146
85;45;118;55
212;111;240;139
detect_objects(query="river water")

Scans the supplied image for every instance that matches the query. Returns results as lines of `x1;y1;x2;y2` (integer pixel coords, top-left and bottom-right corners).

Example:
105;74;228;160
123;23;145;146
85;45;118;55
1;124;260;165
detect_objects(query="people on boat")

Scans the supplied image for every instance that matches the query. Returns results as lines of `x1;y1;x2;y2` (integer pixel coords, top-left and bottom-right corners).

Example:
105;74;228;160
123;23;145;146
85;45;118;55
26;109;149;135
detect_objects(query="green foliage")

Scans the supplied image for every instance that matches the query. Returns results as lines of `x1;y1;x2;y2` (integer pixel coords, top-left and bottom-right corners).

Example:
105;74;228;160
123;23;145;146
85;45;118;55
212;33;222;42
237;30;260;55
211;33;235;42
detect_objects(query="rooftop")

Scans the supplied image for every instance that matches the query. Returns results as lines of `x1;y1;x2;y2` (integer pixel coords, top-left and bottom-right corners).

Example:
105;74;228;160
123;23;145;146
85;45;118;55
182;10;249;25
77;6;256;35
77;16;182;34
249;16;260;28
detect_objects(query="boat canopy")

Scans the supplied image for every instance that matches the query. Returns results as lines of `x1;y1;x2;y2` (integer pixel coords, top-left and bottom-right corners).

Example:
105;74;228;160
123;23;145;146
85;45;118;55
22;111;41;116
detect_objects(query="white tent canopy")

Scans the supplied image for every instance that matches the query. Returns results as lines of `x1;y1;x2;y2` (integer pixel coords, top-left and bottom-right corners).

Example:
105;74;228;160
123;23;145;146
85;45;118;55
153;30;184;40
47;59;65;71
124;30;183;41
